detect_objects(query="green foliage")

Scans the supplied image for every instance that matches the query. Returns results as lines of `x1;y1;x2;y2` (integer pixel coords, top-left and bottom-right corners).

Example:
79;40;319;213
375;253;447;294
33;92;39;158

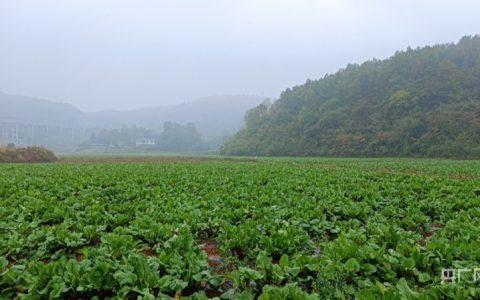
1;158;480;298
156;122;206;152
222;35;480;158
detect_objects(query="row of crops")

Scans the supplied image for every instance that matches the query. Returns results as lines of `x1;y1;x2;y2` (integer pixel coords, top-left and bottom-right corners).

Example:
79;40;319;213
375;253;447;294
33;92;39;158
1;158;480;299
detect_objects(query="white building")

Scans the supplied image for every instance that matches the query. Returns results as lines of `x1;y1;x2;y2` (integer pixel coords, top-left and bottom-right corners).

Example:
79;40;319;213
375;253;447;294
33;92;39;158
135;138;156;146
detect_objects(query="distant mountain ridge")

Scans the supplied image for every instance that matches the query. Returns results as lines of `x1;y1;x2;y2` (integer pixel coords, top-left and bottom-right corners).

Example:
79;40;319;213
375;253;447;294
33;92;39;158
0;91;87;126
0;92;265;137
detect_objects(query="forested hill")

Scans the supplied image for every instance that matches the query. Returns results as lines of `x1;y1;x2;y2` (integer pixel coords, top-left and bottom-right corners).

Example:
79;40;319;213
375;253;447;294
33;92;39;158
222;36;480;158
0;92;87;126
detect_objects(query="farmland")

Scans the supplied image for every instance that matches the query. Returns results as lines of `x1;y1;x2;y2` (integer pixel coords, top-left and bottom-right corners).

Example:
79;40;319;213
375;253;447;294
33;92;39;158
1;158;480;299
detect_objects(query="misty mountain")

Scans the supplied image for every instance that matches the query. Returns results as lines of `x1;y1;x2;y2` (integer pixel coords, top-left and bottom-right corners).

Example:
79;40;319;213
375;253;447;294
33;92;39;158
86;95;265;137
0;91;87;126
0;92;264;136
0;92;264;151
222;36;480;158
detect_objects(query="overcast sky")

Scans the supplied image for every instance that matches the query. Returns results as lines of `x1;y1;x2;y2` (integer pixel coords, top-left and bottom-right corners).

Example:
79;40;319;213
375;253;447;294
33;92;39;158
1;0;479;111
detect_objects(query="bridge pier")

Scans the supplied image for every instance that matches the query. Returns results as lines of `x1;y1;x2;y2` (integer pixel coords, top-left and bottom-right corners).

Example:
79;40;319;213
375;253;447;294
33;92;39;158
0;119;91;149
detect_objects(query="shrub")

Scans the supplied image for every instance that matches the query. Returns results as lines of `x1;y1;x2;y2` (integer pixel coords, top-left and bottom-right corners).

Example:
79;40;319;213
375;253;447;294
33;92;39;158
0;146;57;163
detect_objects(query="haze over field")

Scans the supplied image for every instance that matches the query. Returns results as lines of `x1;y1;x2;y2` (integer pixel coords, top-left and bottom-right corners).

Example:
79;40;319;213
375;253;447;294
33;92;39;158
1;0;480;111
0;92;264;151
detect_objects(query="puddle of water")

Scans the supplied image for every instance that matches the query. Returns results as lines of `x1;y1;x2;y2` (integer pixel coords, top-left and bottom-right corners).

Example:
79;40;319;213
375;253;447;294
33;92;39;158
199;239;223;267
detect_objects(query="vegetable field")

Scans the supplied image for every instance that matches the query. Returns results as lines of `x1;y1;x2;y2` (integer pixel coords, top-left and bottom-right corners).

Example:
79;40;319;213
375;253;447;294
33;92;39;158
1;158;480;299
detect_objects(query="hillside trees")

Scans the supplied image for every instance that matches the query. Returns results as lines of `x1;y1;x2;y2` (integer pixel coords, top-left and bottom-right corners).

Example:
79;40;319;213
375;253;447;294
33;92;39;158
222;35;480;158
155;122;206;152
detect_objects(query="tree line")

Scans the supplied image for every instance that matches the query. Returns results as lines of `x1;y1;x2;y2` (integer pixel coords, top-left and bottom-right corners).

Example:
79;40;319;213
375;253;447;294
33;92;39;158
80;122;208;152
222;35;480;158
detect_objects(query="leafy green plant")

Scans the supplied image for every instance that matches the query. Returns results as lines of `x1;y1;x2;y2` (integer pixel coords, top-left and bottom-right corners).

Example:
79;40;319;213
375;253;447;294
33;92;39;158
1;158;479;298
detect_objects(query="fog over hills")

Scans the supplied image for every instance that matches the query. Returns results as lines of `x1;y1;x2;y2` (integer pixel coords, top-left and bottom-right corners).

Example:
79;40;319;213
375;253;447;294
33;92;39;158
0;92;264;136
86;95;265;137
0;92;264;151
0;91;87;126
